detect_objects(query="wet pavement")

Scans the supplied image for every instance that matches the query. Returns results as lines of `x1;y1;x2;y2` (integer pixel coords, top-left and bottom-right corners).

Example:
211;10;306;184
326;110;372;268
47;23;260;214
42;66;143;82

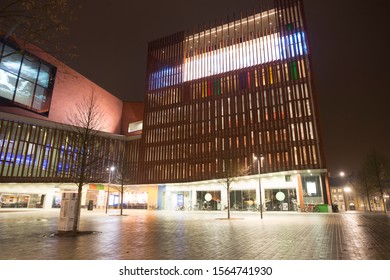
0;209;389;260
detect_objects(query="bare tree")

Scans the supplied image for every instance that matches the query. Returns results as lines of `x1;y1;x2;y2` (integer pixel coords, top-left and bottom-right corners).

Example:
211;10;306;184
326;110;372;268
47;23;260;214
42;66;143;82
110;142;132;216
353;169;374;212
66;91;106;233
0;0;77;57
219;158;250;219
362;150;389;213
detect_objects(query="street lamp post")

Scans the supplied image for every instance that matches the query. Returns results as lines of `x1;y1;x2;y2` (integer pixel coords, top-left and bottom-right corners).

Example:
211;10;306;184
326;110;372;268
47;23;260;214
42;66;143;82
105;166;115;214
253;154;264;219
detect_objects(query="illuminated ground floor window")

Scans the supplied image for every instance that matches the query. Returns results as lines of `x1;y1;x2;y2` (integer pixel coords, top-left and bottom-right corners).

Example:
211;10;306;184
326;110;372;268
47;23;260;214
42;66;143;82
196;190;221;210
0;192;45;208
230;189;257;210
264;188;297;211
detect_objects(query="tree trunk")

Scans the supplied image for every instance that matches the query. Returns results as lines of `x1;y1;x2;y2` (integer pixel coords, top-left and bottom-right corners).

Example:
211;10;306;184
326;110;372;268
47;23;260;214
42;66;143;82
72;183;83;234
360;195;367;211
366;190;372;212
381;195;387;214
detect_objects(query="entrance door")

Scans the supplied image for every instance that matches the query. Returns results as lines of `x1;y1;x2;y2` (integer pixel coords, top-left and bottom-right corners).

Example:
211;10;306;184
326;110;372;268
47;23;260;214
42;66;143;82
177;193;184;207
39;194;45;208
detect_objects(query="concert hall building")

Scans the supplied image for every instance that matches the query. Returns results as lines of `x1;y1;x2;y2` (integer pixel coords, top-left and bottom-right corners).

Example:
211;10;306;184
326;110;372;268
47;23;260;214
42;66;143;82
0;36;143;209
1;0;329;211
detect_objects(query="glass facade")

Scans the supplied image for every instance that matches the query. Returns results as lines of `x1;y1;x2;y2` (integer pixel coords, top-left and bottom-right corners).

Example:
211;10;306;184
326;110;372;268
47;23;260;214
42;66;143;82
230;189;257;210
0;38;56;115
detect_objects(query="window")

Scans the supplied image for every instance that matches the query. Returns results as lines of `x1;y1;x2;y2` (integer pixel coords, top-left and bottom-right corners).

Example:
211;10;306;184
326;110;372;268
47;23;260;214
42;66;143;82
0;39;56;115
302;175;322;200
128;121;143;133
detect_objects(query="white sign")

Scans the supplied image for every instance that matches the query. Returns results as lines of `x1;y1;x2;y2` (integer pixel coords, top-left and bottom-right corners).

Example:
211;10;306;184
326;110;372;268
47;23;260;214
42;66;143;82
307;182;317;194
276;192;285;201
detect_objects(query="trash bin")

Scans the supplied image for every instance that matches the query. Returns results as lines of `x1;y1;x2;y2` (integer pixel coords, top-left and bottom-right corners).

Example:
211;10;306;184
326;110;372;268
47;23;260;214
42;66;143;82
317;204;329;212
87;200;94;211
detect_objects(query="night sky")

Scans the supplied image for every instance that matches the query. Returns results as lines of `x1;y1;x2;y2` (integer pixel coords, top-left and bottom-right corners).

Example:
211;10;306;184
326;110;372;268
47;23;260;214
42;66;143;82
58;0;389;177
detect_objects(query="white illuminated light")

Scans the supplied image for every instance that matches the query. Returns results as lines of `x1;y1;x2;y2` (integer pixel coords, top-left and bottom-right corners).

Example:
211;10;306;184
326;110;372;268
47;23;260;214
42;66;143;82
128;121;143;133
307;182;316;194
149;32;306;90
184;32;302;81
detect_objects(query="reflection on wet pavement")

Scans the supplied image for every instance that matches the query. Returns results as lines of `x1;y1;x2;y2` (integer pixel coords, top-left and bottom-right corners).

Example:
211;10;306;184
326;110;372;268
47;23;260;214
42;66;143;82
0;209;389;260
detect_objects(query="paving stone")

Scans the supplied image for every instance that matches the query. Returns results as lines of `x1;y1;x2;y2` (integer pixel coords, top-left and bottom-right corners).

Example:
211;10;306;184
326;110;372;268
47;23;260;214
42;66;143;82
0;209;389;260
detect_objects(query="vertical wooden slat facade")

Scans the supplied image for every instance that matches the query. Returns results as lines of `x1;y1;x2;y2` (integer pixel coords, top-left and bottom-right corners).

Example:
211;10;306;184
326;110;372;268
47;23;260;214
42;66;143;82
140;0;326;184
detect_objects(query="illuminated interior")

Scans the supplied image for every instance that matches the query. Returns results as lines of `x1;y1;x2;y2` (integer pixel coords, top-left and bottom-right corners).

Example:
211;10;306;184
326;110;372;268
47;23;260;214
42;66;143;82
0;40;56;114
149;28;306;91
184;32;306;82
128;120;143;133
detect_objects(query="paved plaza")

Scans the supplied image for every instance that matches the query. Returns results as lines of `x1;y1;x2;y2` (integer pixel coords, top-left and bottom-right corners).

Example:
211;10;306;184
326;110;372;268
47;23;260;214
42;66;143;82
0;209;389;260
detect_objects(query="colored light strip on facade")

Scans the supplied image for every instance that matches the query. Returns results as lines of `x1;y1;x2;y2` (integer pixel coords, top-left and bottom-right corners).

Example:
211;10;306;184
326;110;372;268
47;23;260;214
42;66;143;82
184;32;306;82
149;32;306;91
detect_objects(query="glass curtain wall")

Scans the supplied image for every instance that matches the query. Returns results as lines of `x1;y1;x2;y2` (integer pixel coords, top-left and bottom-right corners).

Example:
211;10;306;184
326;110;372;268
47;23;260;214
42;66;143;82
0;39;56;115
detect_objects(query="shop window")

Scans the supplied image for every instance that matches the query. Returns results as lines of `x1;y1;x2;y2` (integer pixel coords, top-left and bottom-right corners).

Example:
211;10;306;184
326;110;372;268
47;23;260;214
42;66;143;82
230;190;257;210
264;189;297;211
196;191;221;210
301;175;323;204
